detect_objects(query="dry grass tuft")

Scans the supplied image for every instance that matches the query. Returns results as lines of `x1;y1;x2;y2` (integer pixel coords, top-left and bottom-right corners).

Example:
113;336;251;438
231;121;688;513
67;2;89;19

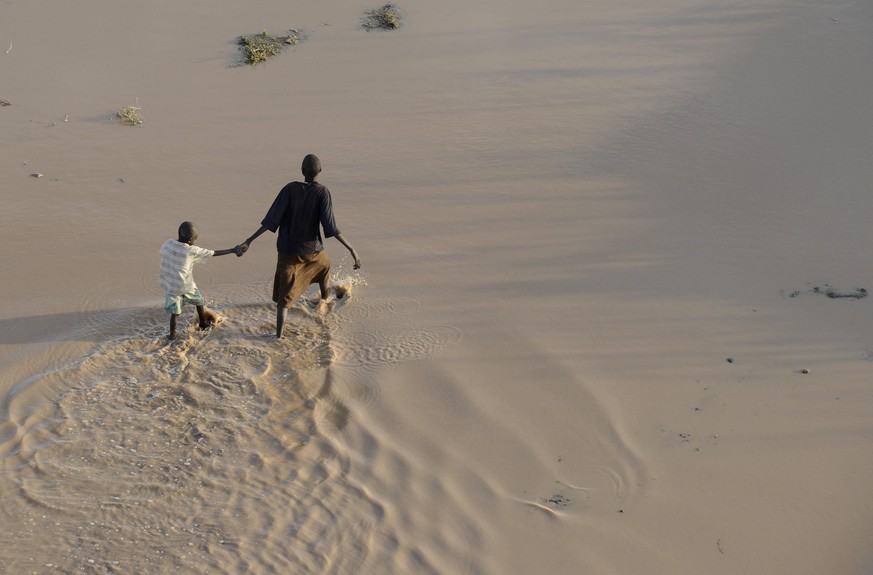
362;4;402;30
117;99;143;126
238;30;302;65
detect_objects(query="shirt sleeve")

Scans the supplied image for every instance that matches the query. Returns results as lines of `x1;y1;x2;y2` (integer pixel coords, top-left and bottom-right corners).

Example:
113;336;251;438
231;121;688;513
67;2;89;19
190;245;214;262
261;188;289;232
319;188;340;238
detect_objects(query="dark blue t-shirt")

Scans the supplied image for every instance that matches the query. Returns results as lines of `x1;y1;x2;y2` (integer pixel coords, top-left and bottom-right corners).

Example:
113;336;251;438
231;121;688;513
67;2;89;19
261;181;339;256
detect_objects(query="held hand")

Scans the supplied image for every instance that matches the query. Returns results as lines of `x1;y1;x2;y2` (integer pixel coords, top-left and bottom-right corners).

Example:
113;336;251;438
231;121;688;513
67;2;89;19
235;243;248;257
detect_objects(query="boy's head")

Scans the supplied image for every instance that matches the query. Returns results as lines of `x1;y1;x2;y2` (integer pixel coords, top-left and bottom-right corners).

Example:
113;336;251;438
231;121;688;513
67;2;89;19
301;154;321;181
178;221;199;244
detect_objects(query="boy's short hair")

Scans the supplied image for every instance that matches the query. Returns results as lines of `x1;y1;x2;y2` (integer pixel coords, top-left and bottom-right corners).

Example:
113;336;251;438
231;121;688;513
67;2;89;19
178;221;198;242
301;154;321;179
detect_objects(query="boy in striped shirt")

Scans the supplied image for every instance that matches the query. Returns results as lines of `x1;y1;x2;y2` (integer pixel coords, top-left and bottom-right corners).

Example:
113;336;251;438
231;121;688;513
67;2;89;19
159;221;241;340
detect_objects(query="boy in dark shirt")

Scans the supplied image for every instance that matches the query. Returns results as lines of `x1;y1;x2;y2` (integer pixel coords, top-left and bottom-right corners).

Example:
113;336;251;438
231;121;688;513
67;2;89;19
238;154;361;338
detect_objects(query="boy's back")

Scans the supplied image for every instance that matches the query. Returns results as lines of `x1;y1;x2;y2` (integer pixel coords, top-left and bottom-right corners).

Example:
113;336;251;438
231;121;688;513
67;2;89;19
262;181;339;256
159;239;213;296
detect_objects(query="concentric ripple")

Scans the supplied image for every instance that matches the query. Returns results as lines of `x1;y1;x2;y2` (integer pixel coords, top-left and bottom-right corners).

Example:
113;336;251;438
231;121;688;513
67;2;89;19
0;287;469;574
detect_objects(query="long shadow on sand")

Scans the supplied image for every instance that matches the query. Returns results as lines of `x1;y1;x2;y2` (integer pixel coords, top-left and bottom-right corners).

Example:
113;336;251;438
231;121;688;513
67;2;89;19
0;306;186;345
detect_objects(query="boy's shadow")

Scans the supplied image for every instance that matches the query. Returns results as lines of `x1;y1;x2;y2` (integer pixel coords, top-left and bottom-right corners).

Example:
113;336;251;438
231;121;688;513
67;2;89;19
0;301;329;346
0;307;164;345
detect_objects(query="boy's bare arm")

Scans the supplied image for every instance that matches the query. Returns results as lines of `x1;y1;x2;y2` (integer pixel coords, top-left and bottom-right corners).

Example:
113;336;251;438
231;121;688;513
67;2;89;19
237;225;269;256
213;247;242;257
334;233;361;269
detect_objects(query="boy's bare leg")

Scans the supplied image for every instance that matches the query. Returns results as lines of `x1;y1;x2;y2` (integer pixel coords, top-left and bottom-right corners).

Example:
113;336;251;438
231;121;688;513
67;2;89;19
276;305;287;339
321;281;347;300
169;313;179;340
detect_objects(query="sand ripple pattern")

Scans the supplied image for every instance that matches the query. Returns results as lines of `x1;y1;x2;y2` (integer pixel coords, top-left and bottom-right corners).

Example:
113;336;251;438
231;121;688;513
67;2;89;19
0;290;471;574
332;323;463;375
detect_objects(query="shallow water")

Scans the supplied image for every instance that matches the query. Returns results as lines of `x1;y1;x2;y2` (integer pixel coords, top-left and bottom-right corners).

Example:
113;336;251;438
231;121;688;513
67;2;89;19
0;286;474;574
3;0;873;573
0;284;646;574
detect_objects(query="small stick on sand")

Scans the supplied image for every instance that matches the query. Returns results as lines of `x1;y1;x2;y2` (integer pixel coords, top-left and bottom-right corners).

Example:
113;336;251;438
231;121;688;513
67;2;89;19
6;41;11;54
524;500;560;515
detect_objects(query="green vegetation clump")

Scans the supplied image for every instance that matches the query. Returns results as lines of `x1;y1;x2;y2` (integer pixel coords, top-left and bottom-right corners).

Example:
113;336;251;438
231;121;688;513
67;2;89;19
117;99;143;126
362;4;402;30
238;30;302;65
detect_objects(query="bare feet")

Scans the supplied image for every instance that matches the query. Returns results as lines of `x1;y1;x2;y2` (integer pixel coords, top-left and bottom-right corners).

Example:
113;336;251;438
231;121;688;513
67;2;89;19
198;309;220;330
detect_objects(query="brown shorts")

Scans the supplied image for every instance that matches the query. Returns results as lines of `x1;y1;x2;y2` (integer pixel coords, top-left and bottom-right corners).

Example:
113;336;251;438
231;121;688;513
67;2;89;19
273;251;331;308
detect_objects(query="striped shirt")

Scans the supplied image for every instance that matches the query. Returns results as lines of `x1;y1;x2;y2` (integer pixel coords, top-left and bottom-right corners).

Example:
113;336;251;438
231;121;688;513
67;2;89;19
159;240;214;296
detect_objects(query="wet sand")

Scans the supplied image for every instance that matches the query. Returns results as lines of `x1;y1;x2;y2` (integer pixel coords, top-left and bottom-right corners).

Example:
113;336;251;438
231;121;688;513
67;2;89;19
1;0;872;573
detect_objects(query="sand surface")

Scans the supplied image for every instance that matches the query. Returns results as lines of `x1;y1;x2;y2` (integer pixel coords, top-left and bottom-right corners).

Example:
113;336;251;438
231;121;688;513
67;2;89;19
1;0;872;573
